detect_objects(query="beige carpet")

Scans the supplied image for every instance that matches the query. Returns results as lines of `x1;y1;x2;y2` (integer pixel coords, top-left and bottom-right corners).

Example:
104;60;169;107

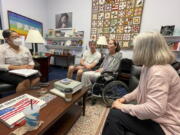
67;100;109;135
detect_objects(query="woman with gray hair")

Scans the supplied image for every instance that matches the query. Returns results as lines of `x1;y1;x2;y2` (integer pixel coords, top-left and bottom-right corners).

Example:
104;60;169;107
102;32;180;135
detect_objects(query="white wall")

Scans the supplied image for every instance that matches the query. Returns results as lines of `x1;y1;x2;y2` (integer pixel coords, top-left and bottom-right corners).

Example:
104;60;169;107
1;0;180;59
141;0;180;33
47;0;180;59
0;0;48;51
47;0;91;50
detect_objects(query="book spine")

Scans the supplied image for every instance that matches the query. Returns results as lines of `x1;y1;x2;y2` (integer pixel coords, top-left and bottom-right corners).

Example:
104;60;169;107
54;84;65;91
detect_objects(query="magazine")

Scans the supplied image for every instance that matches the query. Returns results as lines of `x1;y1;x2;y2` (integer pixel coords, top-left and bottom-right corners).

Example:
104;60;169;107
0;94;46;128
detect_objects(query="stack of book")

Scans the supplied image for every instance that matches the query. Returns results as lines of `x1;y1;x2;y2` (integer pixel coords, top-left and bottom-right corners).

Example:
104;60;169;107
0;94;46;128
50;78;82;98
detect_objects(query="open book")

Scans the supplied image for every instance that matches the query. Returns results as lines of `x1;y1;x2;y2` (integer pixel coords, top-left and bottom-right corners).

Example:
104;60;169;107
9;69;38;77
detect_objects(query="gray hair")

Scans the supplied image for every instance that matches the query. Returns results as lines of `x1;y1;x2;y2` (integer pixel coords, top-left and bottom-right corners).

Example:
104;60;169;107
133;32;175;67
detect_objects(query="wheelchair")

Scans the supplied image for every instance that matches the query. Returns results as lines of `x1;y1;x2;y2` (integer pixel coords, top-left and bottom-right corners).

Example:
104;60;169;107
90;58;139;106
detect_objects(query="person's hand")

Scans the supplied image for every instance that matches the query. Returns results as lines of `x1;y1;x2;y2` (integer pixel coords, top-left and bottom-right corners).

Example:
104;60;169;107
84;65;91;70
23;65;33;69
75;66;84;70
96;68;103;72
11;65;34;70
116;97;126;103
112;98;126;110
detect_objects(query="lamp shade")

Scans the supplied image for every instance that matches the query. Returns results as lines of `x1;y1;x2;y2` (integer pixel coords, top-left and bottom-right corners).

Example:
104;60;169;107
0;30;4;40
25;30;45;43
97;36;108;46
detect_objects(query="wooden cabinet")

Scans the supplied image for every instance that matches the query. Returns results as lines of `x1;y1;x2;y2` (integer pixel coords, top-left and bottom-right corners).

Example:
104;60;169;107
33;56;49;82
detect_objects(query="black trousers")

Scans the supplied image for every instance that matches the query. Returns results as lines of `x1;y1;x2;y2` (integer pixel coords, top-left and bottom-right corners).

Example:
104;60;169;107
102;109;165;135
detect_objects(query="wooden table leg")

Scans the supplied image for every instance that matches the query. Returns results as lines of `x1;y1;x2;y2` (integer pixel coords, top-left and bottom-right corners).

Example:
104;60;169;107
82;92;87;116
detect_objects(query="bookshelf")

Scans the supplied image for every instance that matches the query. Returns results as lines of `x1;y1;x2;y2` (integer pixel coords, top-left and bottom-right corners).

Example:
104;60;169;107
45;36;83;67
164;36;180;62
45;36;83;53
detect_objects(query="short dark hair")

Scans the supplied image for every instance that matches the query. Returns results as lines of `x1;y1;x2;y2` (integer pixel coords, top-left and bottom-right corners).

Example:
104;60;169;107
2;30;16;38
111;39;121;52
89;40;96;46
61;13;68;19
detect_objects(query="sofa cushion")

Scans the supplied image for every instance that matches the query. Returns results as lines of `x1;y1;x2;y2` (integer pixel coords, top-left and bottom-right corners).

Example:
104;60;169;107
0;82;16;98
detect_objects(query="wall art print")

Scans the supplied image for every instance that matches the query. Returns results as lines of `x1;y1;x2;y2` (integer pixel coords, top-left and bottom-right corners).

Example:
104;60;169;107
55;12;72;29
90;0;145;49
8;11;43;37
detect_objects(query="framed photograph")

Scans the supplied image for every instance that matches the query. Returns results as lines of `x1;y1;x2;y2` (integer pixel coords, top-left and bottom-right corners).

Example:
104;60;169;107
55;12;72;29
55;30;61;37
8;10;43;37
160;25;175;36
48;29;55;37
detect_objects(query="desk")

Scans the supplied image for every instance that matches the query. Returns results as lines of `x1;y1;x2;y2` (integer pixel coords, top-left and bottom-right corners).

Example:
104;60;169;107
33;56;49;82
52;55;75;67
0;81;88;135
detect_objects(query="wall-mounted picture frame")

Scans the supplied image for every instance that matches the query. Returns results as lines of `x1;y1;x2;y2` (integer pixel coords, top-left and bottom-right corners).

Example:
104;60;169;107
160;25;175;36
55;12;72;29
48;29;55;37
8;10;43;37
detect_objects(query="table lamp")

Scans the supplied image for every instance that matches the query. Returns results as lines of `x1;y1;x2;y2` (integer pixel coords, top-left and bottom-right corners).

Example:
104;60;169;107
25;30;45;55
0;30;4;44
97;36;108;55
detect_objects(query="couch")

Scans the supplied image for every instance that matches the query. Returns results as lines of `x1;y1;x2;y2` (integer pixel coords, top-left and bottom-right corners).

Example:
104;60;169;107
0;81;16;98
0;62;40;98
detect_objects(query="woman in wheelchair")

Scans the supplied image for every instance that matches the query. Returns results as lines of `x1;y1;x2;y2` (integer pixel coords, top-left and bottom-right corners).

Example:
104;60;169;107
102;32;180;135
81;39;122;88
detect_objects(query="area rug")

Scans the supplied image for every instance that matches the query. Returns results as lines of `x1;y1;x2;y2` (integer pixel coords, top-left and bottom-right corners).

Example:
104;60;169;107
67;100;109;135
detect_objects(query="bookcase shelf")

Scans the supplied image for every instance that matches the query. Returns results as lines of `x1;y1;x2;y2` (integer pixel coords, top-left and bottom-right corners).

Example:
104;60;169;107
45;45;82;51
45;36;83;67
164;36;180;62
46;37;83;41
164;36;180;43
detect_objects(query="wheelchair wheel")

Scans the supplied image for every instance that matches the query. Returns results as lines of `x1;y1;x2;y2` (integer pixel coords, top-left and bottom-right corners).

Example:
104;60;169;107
102;80;128;107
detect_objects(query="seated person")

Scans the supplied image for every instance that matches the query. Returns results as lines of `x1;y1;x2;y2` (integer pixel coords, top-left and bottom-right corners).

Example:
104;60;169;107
102;32;180;135
67;41;101;81
81;39;122;87
0;30;40;92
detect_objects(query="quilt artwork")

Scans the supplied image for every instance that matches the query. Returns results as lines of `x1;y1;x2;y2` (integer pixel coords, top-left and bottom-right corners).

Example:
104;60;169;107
90;0;145;49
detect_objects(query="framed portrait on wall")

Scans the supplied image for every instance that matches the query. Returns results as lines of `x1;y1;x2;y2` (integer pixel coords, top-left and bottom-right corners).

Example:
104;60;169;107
160;25;175;36
55;12;72;29
8;10;43;37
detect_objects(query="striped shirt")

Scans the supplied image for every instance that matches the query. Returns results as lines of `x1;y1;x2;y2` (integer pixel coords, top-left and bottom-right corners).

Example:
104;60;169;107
0;43;34;71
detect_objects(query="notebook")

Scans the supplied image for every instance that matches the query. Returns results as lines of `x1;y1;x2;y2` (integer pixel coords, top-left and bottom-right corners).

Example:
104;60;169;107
9;69;38;77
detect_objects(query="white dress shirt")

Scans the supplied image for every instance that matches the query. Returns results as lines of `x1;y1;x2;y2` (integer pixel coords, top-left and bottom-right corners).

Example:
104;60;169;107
0;43;34;71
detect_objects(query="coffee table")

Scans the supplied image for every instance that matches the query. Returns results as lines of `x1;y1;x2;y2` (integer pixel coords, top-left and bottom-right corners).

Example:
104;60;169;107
0;81;88;135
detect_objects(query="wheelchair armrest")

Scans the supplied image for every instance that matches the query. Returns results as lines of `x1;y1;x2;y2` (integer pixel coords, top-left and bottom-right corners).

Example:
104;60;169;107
102;71;113;74
101;71;118;76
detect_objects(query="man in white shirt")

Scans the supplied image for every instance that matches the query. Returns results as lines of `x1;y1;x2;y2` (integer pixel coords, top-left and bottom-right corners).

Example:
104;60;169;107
67;41;101;81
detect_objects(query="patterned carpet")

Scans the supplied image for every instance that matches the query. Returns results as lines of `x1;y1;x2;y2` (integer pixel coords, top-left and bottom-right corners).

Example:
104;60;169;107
48;66;110;135
67;100;109;135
